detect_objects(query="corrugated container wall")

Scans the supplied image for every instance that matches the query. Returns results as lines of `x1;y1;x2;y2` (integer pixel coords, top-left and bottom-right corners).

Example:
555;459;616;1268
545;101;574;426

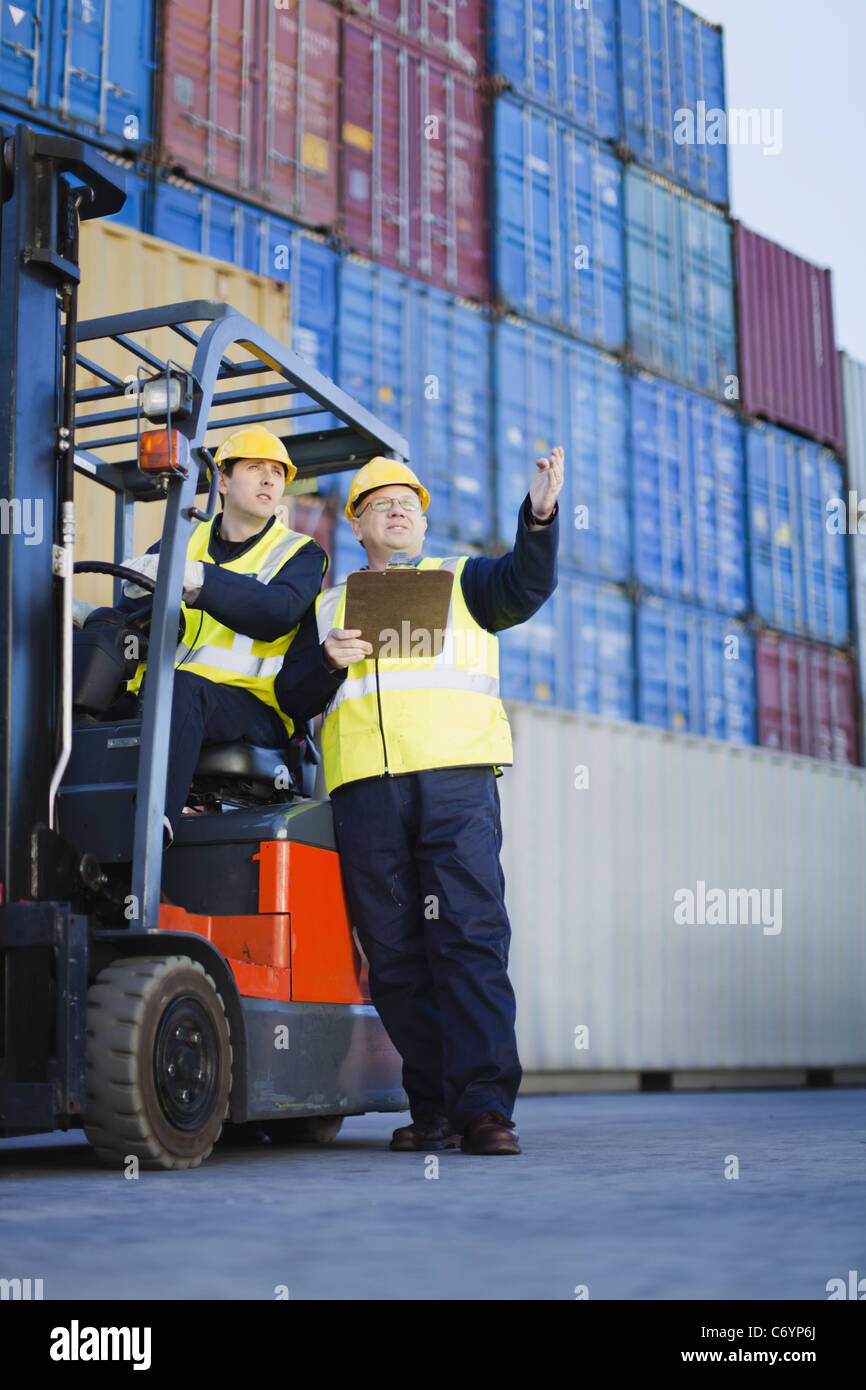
340;17;489;299
73;223;290;607
618;0;728;206
635;595;755;742
344;0;486;77
498;572;634;719
159;0;339;230
734;224;845;453
0;0;155;152
500;706;866;1071
488;0;619;142
755;633;858;765
631;372;747;612
493;317;630;579
492;95;625;348
336;255;493;541
840;352;866;756
746;423;850;647
624;166;737;400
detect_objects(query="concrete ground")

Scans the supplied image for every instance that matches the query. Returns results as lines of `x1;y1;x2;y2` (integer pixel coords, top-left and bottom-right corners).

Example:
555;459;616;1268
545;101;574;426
0;1089;863;1300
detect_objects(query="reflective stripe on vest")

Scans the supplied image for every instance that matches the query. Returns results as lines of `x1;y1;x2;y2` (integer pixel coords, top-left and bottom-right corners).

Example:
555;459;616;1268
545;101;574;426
128;516;316;736
313;555;513;791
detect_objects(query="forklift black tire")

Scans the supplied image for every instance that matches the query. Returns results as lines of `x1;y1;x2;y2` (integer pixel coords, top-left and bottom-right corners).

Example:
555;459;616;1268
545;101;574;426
266;1116;344;1145
83;955;232;1171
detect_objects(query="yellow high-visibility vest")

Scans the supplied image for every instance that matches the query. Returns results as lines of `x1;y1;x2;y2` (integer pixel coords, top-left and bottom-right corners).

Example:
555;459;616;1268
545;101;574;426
128;516;318;737
314;556;513;793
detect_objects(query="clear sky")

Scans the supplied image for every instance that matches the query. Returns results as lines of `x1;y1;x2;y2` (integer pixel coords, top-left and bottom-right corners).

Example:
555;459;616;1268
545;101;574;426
701;0;866;360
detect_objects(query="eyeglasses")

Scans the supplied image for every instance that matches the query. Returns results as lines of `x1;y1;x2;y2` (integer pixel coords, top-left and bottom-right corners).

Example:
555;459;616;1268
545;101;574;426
356;495;422;516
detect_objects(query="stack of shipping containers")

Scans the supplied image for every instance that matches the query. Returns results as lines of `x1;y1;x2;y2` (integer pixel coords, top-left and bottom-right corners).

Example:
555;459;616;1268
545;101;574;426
1;0;857;759
2;1;864;1074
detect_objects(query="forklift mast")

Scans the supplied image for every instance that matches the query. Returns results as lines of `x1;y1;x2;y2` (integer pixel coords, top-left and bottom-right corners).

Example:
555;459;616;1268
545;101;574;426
0;124;125;902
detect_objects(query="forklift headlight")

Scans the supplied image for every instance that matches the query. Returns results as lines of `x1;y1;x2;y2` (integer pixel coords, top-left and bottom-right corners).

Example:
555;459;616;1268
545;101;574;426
139;428;191;474
141;371;194;423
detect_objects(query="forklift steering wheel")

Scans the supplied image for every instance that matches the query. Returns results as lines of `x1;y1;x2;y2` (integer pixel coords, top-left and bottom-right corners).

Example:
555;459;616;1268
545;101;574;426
73;560;157;593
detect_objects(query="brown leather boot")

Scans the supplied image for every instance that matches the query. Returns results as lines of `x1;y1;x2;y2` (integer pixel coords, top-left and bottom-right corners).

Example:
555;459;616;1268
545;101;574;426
461;1110;521;1154
390;1112;463;1151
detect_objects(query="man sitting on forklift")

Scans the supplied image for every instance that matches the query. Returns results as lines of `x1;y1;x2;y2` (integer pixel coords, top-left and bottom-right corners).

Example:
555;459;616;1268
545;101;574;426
117;425;327;841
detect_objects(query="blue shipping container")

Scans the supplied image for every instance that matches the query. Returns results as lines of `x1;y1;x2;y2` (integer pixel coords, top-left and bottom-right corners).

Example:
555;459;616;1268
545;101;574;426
494;316;630;580
499;571;634;719
747;423;850;646
493;94;625;350
0;0;154;153
337;255;493;543
624;165;736;399
619;0;728;207
489;0;619;142
636;595;756;742
631;371;746;612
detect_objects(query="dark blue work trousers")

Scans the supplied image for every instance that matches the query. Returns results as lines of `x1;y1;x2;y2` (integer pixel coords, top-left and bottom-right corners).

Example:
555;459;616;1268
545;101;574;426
159;670;288;833
330;766;522;1132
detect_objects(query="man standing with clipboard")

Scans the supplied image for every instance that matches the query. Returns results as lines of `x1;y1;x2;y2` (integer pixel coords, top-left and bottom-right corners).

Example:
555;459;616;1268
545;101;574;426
275;448;563;1155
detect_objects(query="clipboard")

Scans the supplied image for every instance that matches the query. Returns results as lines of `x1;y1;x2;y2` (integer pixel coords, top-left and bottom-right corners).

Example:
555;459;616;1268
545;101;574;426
345;567;454;658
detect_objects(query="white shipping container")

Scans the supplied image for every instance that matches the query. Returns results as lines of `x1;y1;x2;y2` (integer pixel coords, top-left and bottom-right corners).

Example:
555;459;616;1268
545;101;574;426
499;703;866;1073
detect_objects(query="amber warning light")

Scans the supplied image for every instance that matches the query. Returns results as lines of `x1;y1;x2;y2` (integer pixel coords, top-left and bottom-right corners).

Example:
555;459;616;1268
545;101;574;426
139;428;191;474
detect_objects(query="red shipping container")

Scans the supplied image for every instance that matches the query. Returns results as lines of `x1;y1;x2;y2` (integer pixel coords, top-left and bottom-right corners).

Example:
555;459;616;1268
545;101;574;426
159;0;339;229
734;223;845;453
342;0;486;77
756;632;859;765
340;17;489;300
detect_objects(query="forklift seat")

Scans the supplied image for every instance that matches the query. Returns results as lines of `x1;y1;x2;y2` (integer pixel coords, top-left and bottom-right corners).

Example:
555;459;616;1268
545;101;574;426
193;743;288;783
190;728;320;803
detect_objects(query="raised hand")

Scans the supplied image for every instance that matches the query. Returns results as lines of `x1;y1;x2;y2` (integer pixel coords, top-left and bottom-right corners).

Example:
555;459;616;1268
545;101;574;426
528;444;564;522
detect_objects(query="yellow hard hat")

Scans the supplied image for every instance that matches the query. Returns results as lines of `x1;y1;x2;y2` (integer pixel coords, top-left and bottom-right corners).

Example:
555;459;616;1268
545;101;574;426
214;425;296;481
345;457;430;519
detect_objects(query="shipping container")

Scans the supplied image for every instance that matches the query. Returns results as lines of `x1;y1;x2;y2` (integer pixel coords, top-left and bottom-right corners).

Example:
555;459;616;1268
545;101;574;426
755;632;858;765
488;0;619;142
0;0;155;152
337;254;493;542
619;0;728;206
631;371;747;612
499;704;866;1071
159;0;339;229
151;174;339;387
492;94;625;347
493;316;630;579
340;17;489;299
746;422;850;646
344;0;485;77
73;222;291;607
497;571;633;718
624;165;736;399
734;224;844;453
636;594;755;743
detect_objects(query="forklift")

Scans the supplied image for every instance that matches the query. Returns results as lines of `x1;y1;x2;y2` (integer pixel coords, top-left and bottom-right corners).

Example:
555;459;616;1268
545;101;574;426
0;124;410;1169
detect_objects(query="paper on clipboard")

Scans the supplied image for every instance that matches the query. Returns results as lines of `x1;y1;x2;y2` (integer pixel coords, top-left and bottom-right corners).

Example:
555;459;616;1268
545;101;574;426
344;568;454;658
